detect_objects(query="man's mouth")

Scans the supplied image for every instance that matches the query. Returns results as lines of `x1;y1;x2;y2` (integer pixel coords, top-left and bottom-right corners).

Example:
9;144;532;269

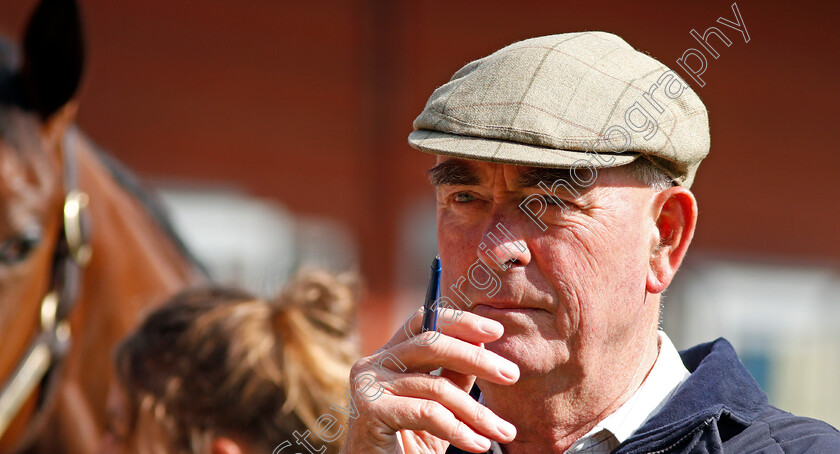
472;302;541;316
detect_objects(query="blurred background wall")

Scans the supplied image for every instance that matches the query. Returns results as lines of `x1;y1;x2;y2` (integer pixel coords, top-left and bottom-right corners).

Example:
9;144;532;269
2;0;838;425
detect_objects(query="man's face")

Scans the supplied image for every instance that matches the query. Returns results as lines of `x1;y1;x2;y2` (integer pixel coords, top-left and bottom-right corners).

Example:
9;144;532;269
432;156;662;386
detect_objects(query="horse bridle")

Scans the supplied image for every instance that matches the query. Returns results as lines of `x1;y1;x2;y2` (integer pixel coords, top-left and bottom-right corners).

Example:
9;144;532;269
0;128;91;449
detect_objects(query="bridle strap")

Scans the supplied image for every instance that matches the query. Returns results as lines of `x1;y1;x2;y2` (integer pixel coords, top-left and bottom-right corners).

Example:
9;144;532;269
0;127;90;451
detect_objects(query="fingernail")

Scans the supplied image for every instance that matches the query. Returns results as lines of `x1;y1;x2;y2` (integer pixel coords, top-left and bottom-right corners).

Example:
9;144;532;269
479;320;502;335
472;434;491;451
497;361;519;381
497;420;516;439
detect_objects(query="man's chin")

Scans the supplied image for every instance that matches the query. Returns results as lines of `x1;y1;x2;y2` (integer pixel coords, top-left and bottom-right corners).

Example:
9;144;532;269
483;333;562;380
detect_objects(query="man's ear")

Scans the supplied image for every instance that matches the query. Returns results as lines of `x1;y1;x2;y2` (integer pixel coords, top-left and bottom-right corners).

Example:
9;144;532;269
646;186;697;294
210;437;245;454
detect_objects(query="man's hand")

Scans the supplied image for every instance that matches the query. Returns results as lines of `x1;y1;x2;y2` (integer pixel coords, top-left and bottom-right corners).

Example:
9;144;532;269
340;308;519;453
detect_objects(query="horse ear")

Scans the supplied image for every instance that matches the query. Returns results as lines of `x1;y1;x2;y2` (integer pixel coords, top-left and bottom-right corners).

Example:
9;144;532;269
19;0;85;120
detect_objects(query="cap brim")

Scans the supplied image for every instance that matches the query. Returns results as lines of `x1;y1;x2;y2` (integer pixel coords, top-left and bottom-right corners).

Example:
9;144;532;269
408;130;638;169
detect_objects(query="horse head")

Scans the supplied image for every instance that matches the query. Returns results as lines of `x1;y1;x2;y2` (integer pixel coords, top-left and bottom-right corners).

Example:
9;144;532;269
1;2;200;452
0;0;85;450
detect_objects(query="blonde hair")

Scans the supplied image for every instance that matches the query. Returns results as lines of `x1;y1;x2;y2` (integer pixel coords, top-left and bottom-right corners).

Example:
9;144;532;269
115;269;358;452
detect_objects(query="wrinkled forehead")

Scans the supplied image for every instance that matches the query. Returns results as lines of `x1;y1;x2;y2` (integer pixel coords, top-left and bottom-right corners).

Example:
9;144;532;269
428;156;642;194
428;156;599;193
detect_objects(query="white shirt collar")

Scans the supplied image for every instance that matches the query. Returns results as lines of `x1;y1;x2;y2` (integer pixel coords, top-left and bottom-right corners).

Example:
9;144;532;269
589;330;689;443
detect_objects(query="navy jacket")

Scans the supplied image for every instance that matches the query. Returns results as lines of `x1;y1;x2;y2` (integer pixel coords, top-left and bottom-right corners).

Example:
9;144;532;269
447;338;840;453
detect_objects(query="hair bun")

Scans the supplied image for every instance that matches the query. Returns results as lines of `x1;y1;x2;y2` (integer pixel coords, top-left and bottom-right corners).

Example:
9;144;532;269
267;268;359;435
271;268;357;339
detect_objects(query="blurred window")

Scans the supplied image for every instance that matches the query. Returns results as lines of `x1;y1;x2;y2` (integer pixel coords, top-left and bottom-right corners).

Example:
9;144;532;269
158;184;357;298
664;256;840;428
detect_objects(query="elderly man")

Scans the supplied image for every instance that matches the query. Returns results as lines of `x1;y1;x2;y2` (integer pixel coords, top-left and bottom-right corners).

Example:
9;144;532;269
339;32;840;454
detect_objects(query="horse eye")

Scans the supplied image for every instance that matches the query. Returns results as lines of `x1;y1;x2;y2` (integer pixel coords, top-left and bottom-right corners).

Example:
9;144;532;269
0;225;43;265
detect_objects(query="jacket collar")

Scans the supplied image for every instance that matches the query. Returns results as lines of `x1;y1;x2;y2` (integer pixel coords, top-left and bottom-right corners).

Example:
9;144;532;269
615;338;767;453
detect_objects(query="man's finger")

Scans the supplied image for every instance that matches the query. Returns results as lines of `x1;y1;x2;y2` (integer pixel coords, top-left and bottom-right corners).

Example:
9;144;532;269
385;307;504;350
382;335;519;385
389;373;517;444
440;367;476;394
383;396;493;453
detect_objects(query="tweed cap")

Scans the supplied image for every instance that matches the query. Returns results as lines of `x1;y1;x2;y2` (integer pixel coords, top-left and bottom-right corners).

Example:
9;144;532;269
408;32;710;187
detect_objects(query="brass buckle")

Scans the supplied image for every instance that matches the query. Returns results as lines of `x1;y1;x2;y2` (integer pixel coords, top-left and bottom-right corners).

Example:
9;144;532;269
63;189;92;267
0;292;72;438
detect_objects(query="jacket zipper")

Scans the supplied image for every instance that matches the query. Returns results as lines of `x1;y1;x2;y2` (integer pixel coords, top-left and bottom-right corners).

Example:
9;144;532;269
640;418;714;454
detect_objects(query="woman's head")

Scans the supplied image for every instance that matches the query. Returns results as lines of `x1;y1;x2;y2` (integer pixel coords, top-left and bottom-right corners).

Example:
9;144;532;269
102;269;357;453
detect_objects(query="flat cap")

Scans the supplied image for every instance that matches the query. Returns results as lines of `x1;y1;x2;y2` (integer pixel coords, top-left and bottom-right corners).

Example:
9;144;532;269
408;32;710;187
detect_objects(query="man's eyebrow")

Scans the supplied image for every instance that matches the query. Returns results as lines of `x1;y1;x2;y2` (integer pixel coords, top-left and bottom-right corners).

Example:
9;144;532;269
426;160;481;186
518;167;589;193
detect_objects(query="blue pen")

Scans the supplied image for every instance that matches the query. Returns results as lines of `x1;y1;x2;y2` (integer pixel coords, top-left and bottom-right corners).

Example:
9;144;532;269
422;256;441;332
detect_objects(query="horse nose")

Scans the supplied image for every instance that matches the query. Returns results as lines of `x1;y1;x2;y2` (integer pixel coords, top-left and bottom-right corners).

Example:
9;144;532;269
477;221;530;272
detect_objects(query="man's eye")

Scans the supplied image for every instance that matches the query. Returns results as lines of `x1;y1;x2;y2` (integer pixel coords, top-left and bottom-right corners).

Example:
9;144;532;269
453;192;477;203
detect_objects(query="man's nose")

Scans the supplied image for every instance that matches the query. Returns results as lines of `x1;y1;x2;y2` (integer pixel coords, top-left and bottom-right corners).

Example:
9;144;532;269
476;221;531;271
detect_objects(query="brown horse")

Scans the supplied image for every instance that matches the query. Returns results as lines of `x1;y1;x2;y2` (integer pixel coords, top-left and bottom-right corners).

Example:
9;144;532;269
0;1;204;452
